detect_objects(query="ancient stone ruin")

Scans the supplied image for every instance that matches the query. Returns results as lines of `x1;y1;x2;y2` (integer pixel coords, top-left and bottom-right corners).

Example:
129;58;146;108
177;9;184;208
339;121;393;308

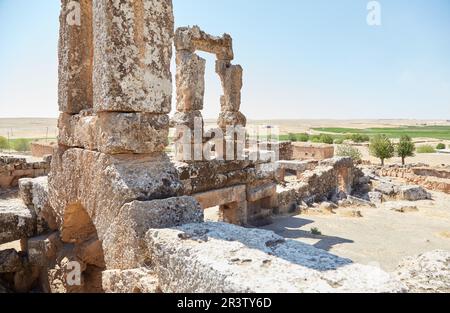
1;0;449;294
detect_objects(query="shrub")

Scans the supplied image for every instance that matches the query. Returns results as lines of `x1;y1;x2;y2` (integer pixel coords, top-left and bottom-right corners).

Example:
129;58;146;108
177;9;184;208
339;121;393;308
0;136;9;150
12;139;31;152
369;134;395;166
436;143;446;150
336;144;362;162
319;134;334;144
344;133;353;140
297;133;309;142
351;133;370;143
397;135;415;165
310;135;321;143
334;138;344;144
288;133;298;142
311;227;322;236
417;145;436;154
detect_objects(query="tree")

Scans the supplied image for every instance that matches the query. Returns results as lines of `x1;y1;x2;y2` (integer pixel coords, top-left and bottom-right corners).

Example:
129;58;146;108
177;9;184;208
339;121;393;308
12;139;30;152
397;135;415;166
436;143;446;150
320;134;334;144
0;136;9;151
288;133;298;142
351;133;370;143
369;134;394;166
297;133;309;142
336;144;362;162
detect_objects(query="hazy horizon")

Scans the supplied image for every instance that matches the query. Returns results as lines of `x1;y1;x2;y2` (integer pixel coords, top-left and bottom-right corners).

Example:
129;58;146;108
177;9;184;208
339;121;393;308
1;0;449;120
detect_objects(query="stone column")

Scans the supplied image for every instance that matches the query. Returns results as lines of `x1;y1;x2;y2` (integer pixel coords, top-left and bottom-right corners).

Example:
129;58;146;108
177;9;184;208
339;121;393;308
58;0;93;114
216;60;246;130
50;0;205;279
92;0;174;114
216;60;246;161
173;50;206;161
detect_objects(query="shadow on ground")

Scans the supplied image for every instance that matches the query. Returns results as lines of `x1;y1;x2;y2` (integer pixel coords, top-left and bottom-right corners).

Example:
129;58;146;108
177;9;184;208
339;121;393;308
262;215;354;252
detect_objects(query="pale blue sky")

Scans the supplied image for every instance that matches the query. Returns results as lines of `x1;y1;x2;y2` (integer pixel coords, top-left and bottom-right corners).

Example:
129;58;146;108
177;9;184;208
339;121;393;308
0;0;449;119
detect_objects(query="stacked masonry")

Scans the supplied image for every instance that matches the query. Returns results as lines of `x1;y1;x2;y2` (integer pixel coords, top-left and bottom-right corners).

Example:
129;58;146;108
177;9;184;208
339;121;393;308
47;0;203;292
173;26;246;161
170;26;277;227
3;0;445;294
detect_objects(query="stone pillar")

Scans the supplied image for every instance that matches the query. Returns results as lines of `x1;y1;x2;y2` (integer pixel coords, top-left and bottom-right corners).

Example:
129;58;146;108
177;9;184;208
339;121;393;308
216;61;246;161
176;51;206;113
173;50;206;161
49;0;205;279
216;60;246;130
92;0;174;114
58;0;93;114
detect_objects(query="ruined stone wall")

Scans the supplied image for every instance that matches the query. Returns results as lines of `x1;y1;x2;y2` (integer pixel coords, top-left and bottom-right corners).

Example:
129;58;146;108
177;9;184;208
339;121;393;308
292;143;335;161
173;26;246;162
176;159;277;226
1;0;438;294
379;166;450;194
0;156;51;188
45;0;204;292
276;157;362;214
30;143;56;158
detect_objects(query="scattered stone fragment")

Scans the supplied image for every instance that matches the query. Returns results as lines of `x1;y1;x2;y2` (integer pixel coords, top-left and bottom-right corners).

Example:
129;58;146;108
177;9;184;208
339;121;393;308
0;199;36;245
0;249;22;273
395;250;450;293
102;268;159;293
399;185;431;201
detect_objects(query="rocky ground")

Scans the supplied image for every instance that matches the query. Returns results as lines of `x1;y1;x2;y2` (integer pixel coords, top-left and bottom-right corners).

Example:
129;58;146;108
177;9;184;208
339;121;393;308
263;189;450;272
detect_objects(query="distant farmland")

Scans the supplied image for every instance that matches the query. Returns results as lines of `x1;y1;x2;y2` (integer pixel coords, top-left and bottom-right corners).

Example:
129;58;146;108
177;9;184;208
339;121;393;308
313;126;450;140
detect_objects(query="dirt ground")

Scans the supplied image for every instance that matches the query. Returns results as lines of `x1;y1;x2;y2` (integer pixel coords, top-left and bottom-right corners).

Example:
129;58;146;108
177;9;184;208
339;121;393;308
355;145;450;167
262;190;450;271
0;118;58;139
2;117;449;139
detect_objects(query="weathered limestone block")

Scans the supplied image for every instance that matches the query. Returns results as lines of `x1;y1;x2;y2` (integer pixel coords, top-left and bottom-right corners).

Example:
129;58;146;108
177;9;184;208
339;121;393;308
375;181;399;196
0;249;22;273
247;182;276;203
103;196;204;269
27;233;63;268
181;168;259;195
276;186;298;215
395;250;450;293
48;148;183;249
216;61;243;112
398;185;431;201
47;256;86;293
368;191;383;205
58;0;93;113
58;112;98;150
171;110;203;130
193;185;246;209
58;112;170;154
176;160;253;180
146;222;406;293
95;112;169;154
218;111;247;130
276;160;318;181
93;0;174;113
0;199;36;245
102;268;159;293
19;177;58;232
175;26;234;60
176;51;206;112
